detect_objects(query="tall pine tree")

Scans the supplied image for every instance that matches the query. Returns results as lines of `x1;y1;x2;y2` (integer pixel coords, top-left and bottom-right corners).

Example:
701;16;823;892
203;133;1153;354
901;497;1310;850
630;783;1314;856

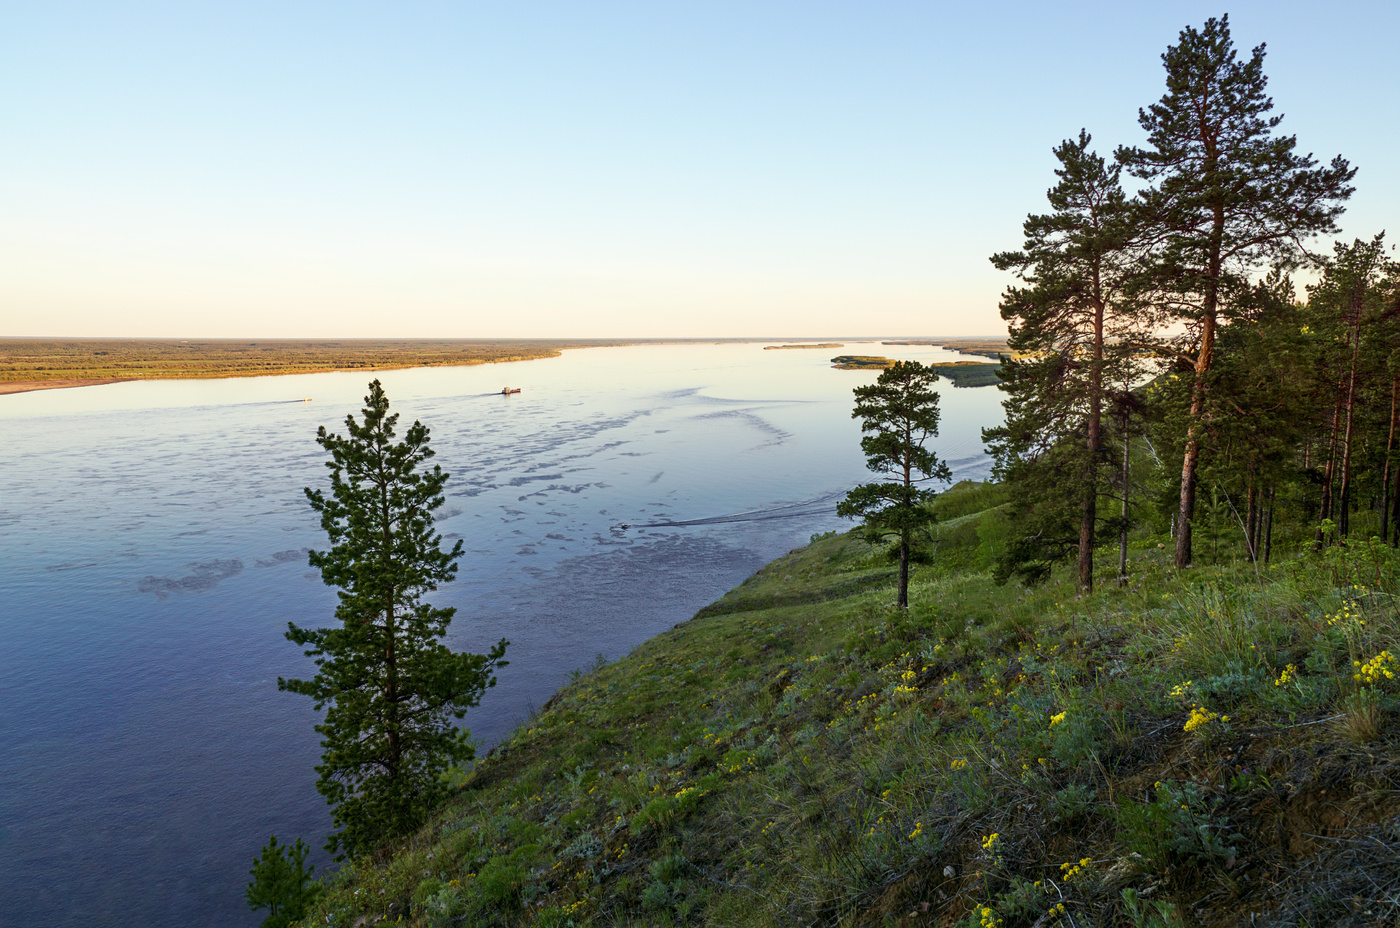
1117;14;1354;568
281;380;508;859
986;130;1140;592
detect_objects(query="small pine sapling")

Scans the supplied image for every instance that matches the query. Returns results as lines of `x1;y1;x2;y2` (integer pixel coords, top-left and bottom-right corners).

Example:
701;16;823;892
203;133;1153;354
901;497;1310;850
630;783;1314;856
246;834;320;928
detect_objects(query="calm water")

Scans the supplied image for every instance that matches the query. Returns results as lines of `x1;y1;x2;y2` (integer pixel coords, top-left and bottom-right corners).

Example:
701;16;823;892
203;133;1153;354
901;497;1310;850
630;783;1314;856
0;341;1000;926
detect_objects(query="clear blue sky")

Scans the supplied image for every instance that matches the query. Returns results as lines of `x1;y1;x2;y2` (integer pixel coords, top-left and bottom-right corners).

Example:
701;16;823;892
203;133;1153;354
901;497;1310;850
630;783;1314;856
2;2;1396;338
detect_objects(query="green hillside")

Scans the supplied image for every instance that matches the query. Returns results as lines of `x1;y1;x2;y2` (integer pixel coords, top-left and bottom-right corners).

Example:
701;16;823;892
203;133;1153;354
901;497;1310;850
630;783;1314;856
292;481;1400;928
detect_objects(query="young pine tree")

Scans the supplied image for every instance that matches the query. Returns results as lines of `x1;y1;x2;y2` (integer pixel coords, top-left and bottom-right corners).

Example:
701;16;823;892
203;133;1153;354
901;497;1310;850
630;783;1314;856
837;361;951;608
281;380;508;859
245;835;320;928
1117;14;1354;568
986;129;1140;592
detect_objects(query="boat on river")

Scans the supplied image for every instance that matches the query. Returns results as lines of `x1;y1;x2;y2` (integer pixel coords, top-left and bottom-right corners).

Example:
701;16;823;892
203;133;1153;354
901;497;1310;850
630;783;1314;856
501;387;521;395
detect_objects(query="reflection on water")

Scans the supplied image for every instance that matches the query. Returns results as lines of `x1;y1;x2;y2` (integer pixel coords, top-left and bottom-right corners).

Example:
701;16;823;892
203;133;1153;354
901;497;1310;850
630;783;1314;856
0;341;1002;927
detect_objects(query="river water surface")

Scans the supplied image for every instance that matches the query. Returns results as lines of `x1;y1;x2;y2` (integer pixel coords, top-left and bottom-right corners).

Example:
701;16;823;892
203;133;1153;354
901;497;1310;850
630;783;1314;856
0;341;1001;926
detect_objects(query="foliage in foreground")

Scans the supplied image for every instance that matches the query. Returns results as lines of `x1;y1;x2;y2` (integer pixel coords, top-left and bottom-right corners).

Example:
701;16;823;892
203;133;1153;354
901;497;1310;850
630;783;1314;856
294;482;1400;928
247;835;321;928
282;380;507;859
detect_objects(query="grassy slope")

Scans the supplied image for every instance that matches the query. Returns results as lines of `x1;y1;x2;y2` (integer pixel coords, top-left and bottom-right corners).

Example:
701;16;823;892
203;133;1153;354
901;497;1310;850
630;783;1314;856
299;483;1400;928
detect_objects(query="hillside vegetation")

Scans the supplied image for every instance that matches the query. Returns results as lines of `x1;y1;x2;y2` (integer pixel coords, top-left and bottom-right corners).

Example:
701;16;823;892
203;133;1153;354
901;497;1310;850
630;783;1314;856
294;481;1400;928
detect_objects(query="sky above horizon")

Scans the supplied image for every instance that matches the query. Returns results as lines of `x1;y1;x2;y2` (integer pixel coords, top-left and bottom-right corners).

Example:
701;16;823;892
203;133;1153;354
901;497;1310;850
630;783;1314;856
3;2;1397;339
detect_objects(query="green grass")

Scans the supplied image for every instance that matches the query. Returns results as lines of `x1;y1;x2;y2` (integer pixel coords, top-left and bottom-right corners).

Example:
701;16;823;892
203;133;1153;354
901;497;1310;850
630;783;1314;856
293;485;1400;928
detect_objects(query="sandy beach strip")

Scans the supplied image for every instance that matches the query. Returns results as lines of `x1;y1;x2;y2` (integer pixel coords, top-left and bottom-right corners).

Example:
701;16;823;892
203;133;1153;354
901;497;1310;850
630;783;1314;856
0;378;137;396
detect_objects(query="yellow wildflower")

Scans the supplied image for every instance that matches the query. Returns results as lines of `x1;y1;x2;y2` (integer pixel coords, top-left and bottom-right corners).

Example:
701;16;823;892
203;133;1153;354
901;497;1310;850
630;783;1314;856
1184;706;1219;733
1354;651;1397;687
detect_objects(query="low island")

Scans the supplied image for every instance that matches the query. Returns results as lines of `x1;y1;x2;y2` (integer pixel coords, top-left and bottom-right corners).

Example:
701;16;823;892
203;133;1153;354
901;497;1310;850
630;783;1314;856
831;354;1001;386
882;337;1015;361
829;354;894;369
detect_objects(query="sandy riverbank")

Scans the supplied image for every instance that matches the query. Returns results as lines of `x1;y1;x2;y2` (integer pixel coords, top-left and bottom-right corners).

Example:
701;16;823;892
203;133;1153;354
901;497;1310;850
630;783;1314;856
0;378;138;395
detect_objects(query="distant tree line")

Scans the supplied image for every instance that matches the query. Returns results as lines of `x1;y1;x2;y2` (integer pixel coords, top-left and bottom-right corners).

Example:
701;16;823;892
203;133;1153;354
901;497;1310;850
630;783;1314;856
985;15;1398;592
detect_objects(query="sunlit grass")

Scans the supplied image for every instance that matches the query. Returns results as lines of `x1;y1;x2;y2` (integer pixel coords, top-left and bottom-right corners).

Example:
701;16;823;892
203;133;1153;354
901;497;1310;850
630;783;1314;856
297;485;1400;927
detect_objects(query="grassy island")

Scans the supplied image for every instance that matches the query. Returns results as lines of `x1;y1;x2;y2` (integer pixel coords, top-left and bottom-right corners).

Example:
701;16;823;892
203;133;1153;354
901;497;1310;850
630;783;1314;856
830;355;1000;387
293;481;1400;928
927;362;1001;388
831;355;896;370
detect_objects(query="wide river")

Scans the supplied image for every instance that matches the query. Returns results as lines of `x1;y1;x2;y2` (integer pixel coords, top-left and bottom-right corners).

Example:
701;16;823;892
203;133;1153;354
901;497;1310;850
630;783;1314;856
0;341;1001;927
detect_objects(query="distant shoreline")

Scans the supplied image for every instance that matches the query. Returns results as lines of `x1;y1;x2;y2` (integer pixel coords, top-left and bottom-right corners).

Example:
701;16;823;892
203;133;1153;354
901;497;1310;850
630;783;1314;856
0;377;138;396
0;349;601;396
0;339;639;396
0;336;1009;395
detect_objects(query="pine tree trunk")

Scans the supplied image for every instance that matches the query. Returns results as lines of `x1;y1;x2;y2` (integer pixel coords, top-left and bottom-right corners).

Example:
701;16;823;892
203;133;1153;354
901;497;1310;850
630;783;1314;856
1259;491;1267;562
1381;375;1397;543
385;602;400;777
1337;301;1363;539
1118;434;1130;586
1317;372;1346;543
379;467;401;784
1263;486;1275;565
1175;197;1223;570
1246;483;1259;563
1079;295;1105;593
1174;315;1213;569
898;536;910;609
1078;483;1096;593
899;448;912;608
